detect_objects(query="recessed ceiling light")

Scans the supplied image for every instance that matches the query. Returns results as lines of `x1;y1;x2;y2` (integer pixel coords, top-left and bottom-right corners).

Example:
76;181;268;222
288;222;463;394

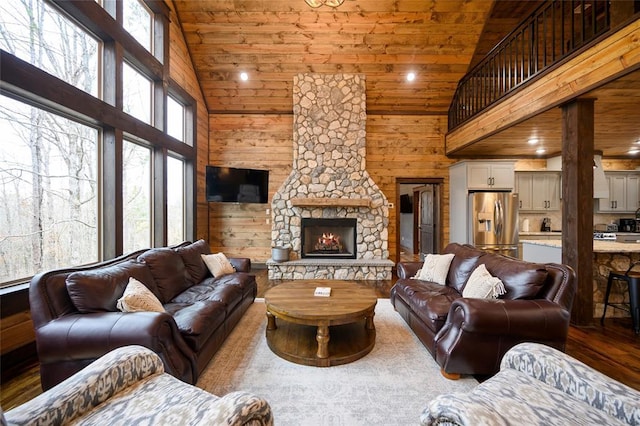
240;72;249;81
536;148;546;154
406;72;416;82
528;138;539;145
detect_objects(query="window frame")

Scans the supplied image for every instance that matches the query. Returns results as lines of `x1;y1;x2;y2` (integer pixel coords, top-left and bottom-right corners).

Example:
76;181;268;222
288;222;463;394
0;0;196;288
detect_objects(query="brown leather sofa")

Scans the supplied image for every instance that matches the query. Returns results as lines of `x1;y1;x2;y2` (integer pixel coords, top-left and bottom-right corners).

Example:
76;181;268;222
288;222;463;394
29;240;257;391
390;243;576;378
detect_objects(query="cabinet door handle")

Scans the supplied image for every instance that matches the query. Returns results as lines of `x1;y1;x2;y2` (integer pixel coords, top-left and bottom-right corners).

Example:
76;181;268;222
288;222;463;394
519;200;522;208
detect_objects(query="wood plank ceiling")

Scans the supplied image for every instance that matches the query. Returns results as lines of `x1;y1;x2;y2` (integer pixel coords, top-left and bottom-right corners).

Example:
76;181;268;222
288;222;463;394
173;0;640;159
173;0;497;115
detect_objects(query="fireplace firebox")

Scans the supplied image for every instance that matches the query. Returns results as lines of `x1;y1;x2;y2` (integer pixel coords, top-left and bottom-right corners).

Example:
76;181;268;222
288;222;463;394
301;218;357;259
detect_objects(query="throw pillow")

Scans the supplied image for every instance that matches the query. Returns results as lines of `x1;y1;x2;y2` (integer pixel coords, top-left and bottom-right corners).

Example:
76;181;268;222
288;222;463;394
117;277;165;313
201;252;235;278
463;264;507;299
412;253;455;285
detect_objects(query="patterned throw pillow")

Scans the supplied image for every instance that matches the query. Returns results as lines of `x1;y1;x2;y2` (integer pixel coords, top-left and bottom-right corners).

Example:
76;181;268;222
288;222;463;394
462;263;507;299
412;253;455;285
201;252;235;278
116;277;165;313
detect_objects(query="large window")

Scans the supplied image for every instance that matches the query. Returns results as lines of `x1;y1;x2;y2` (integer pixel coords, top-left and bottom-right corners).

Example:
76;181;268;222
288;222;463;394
123;141;152;253
167;95;185;142
0;0;196;289
0;1;99;97
167;156;185;245
0;95;99;284
123;0;152;53
123;62;152;124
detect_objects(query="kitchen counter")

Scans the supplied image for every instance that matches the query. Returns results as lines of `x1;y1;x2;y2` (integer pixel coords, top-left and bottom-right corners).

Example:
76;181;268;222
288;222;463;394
521;239;640;321
521;239;640;253
519;232;562;236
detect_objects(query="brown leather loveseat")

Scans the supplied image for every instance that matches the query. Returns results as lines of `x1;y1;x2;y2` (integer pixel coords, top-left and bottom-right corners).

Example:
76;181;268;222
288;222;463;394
29;239;256;390
390;243;576;378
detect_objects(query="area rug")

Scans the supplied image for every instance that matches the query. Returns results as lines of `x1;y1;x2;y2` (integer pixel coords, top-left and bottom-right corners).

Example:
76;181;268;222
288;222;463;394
197;298;478;426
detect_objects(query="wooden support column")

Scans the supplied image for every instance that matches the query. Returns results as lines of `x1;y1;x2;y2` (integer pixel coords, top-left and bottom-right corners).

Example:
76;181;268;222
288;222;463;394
562;99;595;326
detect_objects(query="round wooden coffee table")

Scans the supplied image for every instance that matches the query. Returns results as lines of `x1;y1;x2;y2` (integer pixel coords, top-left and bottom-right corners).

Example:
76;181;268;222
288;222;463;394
264;280;377;367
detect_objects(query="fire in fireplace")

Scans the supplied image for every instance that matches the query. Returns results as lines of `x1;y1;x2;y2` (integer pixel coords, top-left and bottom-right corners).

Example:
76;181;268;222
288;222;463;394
301;218;357;259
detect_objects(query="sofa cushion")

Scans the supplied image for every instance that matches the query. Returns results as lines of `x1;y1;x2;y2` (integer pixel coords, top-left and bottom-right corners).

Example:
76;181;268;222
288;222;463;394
413;253;454;285
444;243;486;293
175;239;211;285
462;264;506;299
171;279;244;312
482;255;548;300
165;300;227;351
138;248;189;303
117;277;165;313
202;253;235;278
393;279;462;333
66;260;155;313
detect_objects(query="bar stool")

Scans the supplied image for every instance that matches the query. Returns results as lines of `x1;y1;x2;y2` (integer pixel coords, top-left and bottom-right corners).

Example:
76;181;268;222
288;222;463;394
601;263;640;334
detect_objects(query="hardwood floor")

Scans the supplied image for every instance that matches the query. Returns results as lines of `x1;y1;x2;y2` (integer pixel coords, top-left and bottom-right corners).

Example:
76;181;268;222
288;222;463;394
2;268;639;411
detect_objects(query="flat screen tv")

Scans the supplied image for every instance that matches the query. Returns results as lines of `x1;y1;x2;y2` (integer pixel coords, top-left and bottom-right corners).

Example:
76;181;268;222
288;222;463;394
206;166;269;204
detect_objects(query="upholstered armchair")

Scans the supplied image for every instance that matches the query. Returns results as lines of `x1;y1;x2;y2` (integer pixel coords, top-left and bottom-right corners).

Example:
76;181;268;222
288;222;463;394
3;345;273;426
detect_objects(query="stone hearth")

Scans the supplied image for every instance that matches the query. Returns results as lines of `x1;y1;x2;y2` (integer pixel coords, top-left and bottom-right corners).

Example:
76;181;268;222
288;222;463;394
268;73;393;280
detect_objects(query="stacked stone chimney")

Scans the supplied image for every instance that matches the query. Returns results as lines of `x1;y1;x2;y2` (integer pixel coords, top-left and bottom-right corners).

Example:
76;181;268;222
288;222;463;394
268;73;392;280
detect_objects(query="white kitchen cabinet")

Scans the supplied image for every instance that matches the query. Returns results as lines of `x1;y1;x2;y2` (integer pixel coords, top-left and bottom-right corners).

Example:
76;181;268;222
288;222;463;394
466;162;514;190
598;172;640;212
515;172;560;211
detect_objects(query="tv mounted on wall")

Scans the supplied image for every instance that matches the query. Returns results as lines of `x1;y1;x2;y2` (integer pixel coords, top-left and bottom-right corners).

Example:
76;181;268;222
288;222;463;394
205;166;269;204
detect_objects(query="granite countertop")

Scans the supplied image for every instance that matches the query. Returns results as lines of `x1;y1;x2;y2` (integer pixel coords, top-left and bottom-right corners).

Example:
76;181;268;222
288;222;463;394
520;239;640;253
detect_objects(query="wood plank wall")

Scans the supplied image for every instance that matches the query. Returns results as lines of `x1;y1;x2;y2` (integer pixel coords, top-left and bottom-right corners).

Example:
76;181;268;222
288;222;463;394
167;2;210;241
208;113;453;263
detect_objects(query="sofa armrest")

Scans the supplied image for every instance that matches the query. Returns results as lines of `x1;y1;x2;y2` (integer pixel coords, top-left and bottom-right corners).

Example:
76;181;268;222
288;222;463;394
5;346;163;425
502;342;640;425
229;257;251;273
36;312;197;387
434;298;572;375
208;391;274;426
445;298;570;340
397;262;423;279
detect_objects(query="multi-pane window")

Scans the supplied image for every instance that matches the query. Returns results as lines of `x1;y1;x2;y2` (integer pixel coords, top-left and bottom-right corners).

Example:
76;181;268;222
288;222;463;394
167;96;185;142
167;156;185;245
0;95;99;284
123;62;152;124
0;1;100;97
123;141;152;253
0;0;195;289
123;0;152;53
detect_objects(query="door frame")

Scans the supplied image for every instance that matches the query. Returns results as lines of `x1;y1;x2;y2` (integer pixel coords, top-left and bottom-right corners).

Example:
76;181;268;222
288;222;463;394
395;177;444;263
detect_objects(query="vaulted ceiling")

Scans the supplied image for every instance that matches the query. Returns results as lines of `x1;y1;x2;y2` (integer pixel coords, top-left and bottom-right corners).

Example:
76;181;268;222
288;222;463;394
173;0;507;115
173;0;640;158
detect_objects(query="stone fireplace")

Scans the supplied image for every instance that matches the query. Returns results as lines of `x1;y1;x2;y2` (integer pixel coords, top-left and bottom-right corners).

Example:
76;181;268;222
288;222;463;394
267;73;393;280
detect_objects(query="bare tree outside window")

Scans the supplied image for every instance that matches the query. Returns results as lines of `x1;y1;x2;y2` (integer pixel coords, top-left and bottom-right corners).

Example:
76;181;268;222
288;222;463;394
0;0;99;286
123;0;152;53
123;141;151;253
123;62;152;124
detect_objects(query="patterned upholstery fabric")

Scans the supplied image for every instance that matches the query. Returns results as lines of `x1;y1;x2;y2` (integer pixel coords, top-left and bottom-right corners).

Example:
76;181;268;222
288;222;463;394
421;342;640;426
5;346;273;426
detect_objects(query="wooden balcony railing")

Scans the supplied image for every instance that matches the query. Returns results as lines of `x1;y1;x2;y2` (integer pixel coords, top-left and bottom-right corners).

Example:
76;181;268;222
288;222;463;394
448;0;613;131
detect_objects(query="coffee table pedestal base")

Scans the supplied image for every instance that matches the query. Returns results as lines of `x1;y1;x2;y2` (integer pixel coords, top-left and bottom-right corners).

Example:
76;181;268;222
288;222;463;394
266;318;375;367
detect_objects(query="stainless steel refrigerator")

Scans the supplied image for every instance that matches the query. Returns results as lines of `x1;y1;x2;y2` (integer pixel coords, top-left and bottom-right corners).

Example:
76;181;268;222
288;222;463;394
468;191;519;257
